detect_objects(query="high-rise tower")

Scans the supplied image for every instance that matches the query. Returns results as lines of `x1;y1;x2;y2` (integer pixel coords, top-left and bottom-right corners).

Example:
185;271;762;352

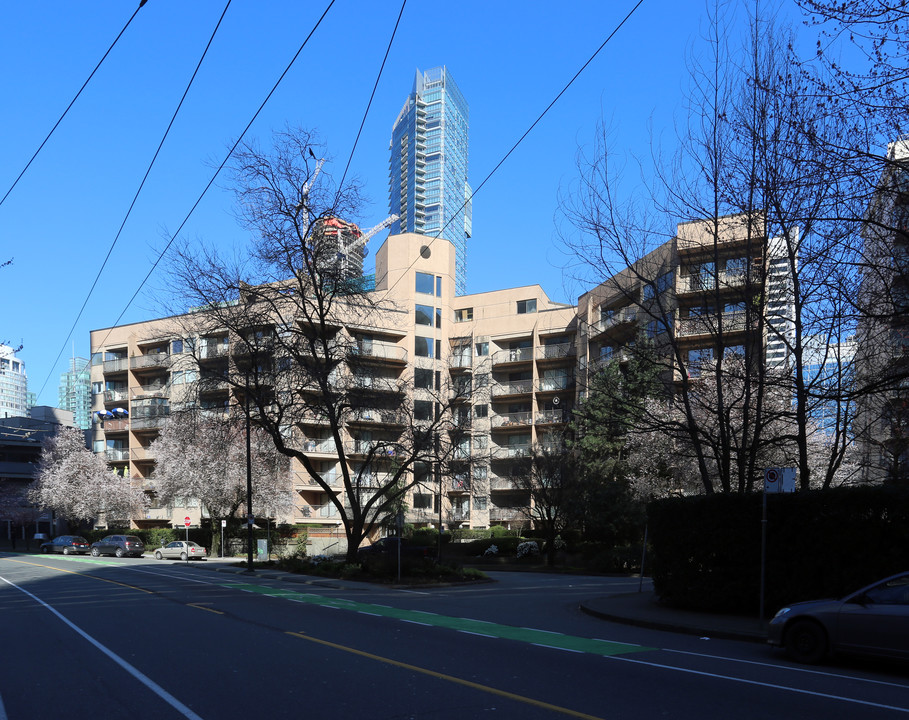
0;344;29;419
58;356;92;430
390;66;471;295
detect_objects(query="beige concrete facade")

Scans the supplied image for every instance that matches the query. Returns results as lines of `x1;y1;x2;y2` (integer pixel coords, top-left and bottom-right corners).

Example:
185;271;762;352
89;219;771;532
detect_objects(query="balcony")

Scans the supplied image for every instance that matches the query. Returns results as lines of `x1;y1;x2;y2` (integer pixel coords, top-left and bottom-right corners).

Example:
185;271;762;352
301;439;341;456
490;443;531;459
537;377;575;393
349;343;408;364
294;470;342;489
199;343;229;360
679;269;760;294
589;308;637;337
130;412;170;431
102;358;129;373
535;409;568;425
344;441;399;458
130;446;155;461
535;343;576;362
489;507;526;522
492;347;533;366
449;477;470;492
103;389;129;404
491;380;533;398
101;418;130;432
131;384;169;399
130;353;169;371
449;354;472;370
489;477;519;491
406;508;436;523
349;408;404;426
352;376;401;393
490;412;532;428
105;448;129;462
676;311;750;338
449;509;470;522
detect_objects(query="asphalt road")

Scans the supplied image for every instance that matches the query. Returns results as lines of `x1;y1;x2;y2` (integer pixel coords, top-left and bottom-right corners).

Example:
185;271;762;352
2;554;909;719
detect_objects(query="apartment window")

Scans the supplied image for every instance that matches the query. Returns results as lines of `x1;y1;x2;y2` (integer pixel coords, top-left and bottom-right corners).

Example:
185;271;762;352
415;368;434;389
474;373;489;389
475;341;489;356
416;272;434;295
474;404;488;418
657;272;673;294
435;308;442;329
516;299;537;314
474;496;488;511
455;308;473;322
91;382;103;395
642;283;655;301
414;400;433;421
171;339;183;354
415;336;434;358
413;493;433;510
726;257;747;276
91;353;103;366
415;304;434;326
436;276;442;297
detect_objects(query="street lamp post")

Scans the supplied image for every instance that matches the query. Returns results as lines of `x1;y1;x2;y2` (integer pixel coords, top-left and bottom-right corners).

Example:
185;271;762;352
245;371;254;572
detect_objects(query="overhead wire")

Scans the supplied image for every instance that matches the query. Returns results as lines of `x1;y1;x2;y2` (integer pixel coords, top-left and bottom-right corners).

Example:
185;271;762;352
36;1;234;400
376;0;647;301
88;0;338;363
335;0;407;196
0;1;148;209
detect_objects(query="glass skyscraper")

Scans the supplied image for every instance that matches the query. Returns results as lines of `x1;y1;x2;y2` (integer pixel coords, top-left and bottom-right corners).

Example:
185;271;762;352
58;356;92;430
0;344;29;419
390;66;471;295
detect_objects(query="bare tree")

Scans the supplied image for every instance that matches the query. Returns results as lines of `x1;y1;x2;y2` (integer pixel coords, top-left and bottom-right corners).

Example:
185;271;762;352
29;427;146;525
164;128;455;562
562;3;868;493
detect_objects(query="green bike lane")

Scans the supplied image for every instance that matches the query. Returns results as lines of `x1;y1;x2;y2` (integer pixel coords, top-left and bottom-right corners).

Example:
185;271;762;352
228;581;652;657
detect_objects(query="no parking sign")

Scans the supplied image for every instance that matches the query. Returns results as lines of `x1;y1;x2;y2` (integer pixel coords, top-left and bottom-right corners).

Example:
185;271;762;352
764;467;796;493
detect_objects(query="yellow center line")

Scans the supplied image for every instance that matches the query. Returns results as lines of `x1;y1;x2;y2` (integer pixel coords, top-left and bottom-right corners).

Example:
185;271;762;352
3;558;154;594
286;630;604;720
187;603;224;615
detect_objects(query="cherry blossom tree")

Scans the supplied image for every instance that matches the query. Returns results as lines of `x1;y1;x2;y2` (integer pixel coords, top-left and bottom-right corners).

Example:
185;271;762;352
149;410;292;545
29;427;145;525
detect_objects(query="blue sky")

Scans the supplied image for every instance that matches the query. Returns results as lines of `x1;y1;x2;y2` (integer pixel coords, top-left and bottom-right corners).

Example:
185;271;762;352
0;1;806;404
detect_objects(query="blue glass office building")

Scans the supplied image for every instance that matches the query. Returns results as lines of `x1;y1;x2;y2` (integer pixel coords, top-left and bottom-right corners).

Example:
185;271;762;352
390;67;471;295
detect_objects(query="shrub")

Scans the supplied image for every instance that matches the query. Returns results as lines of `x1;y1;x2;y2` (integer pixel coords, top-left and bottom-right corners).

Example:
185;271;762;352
483;544;499;556
517;541;540;558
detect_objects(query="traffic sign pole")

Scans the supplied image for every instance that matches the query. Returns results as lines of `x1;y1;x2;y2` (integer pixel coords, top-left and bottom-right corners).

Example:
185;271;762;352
184;516;191;565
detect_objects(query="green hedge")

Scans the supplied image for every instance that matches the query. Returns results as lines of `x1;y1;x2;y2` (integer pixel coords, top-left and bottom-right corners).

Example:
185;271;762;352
647;485;909;615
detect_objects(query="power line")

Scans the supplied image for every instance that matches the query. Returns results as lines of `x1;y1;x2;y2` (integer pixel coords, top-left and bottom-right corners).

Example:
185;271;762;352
336;0;407;195
378;0;647;300
37;1;234;400
0;1;148;209
89;0;338;360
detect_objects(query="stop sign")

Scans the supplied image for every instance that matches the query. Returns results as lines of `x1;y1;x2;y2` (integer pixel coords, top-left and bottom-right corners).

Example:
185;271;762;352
184;516;191;527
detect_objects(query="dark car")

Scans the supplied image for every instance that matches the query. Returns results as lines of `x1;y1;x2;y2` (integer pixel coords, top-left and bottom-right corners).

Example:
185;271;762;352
90;534;145;558
40;535;90;555
768;571;909;664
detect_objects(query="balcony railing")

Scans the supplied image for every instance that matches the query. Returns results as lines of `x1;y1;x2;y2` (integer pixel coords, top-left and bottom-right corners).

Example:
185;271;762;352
350;408;404;425
491;380;533;397
131;384;169;399
449;477;470;492
449;509;470;522
350;343;408;362
490;412;532;428
680;269;759;294
130;410;170;430
590;308;637;335
352;376;401;393
449;354;472;369
489;507;526;521
535;343;576;361
490;443;531;459
130;447;155;461
676;311;749;338
492;347;533;365
535;409;568;424
103;389;128;403
105;448;129;461
199;343;229;360
537;377;575;392
130;353;169;370
101;418;130;432
102;358;129;373
489;477;519;490
301;439;341;455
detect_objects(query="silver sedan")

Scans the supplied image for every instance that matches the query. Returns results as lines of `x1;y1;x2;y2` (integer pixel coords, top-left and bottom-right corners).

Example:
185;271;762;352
154;541;208;561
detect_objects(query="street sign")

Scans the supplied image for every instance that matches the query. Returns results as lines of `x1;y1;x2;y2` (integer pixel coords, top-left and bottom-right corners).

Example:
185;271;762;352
184;516;191;527
764;467;796;493
221;519;227;528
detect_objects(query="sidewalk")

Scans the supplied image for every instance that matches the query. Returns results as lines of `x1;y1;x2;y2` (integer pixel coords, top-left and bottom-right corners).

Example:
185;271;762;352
580;591;767;643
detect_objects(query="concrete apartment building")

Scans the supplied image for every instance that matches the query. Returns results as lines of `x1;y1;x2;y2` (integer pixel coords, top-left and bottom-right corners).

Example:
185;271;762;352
89;214;782;533
855;140;909;480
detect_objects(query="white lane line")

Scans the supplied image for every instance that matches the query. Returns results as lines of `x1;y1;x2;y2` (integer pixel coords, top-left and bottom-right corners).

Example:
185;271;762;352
458;630;496;638
608;653;909;714
0;574;205;720
533;644;584;654
664;648;909;690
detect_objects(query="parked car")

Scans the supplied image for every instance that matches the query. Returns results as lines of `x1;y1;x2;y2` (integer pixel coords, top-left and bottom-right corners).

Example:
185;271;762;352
90;534;145;558
768;571;909;664
40;535;90;555
154;541;207;561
